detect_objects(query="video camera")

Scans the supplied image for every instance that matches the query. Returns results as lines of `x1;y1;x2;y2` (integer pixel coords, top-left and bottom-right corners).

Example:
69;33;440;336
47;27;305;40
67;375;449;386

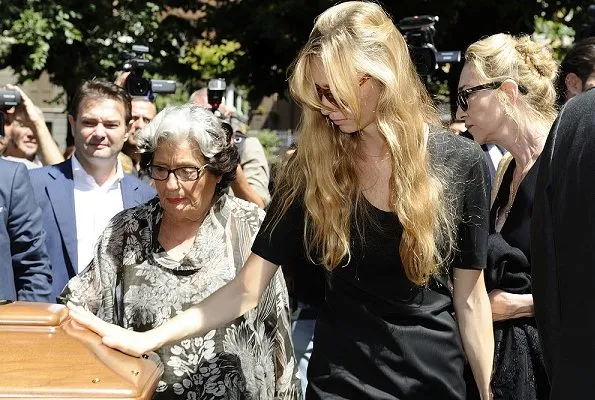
204;78;247;153
207;78;226;114
121;45;177;99
397;15;461;77
0;89;22;138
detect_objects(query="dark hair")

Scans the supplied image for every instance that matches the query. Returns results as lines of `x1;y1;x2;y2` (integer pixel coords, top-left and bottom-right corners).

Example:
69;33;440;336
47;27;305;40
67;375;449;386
558;37;595;103
70;80;132;124
207;140;239;196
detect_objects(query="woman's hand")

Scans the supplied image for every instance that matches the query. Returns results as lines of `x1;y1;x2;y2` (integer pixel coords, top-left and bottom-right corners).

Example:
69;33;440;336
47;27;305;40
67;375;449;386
5;84;45;126
488;289;534;321
67;302;160;357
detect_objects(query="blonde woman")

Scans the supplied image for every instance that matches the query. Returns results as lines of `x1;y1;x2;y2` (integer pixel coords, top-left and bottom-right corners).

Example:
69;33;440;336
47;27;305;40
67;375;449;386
69;2;494;399
456;33;558;399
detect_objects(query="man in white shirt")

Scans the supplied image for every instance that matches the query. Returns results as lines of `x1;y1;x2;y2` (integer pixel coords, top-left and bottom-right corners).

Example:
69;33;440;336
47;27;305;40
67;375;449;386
29;80;155;302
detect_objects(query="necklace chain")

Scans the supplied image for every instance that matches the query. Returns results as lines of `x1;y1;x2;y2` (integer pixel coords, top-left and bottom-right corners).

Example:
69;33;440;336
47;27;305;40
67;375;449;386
498;155;537;222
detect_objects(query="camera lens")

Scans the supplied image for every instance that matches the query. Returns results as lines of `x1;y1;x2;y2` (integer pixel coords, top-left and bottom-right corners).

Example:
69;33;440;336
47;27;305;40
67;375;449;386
126;76;151;96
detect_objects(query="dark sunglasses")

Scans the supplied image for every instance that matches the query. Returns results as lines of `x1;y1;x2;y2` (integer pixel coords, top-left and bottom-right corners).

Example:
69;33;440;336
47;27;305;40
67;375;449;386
456;81;529;112
316;75;370;108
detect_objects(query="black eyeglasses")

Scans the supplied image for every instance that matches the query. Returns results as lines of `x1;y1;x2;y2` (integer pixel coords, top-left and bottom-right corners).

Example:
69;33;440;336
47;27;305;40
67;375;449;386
316;75;370;108
148;164;209;181
456;81;529;112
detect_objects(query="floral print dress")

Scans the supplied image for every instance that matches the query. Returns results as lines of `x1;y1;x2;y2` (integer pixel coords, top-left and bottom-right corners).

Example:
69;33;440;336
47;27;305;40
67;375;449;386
60;195;301;400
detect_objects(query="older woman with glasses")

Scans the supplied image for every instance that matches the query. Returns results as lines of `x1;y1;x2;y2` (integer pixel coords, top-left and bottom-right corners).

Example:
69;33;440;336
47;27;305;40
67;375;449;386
59;104;301;399
456;33;558;399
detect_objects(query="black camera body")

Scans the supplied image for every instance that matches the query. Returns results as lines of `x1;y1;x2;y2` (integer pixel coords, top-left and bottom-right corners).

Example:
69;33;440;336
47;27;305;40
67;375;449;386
397;15;461;77
0;89;21;110
0;89;22;138
122;45;177;98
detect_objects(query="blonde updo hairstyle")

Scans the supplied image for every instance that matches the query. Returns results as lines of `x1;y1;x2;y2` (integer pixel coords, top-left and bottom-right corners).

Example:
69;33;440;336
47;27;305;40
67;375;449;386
464;33;558;128
274;1;456;286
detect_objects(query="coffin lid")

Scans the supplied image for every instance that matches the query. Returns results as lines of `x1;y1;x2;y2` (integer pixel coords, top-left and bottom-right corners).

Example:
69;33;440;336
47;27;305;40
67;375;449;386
0;301;163;399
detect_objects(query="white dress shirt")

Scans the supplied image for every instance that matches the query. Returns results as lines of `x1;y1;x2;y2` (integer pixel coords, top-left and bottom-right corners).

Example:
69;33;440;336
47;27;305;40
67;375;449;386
72;155;124;272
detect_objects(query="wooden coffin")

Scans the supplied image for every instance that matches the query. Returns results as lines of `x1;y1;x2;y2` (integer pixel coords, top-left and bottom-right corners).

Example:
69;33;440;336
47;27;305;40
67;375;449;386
0;301;163;399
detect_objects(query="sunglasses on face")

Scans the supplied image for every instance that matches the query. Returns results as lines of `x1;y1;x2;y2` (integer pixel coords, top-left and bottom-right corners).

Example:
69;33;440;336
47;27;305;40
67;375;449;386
456;81;529;112
316;75;370;108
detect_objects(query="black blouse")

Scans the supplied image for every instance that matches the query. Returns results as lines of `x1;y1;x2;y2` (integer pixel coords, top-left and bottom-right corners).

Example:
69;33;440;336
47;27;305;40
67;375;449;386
252;132;490;400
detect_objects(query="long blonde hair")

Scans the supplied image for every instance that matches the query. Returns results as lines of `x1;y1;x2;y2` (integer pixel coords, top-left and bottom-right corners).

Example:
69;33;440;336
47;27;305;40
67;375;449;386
274;1;456;286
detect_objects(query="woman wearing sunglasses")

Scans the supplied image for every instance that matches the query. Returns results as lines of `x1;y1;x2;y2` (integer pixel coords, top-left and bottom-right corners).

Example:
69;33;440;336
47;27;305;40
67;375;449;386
456;33;558;399
68;2;495;399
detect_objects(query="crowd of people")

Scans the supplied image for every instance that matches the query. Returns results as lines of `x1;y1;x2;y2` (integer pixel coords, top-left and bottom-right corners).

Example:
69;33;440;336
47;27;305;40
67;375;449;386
2;1;595;399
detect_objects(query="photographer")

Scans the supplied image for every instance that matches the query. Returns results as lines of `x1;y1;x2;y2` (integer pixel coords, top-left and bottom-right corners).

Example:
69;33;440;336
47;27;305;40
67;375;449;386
190;88;271;209
1;85;64;168
114;47;173;179
115;73;157;178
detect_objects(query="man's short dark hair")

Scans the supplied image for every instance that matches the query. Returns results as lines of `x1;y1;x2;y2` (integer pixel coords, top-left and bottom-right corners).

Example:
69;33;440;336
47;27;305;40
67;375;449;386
70;80;132;124
558;37;595;102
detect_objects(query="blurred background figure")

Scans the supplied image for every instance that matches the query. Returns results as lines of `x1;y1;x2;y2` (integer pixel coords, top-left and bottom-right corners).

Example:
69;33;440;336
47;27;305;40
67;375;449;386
557;36;595;105
1;85;64;169
189;88;271;208
119;97;157;179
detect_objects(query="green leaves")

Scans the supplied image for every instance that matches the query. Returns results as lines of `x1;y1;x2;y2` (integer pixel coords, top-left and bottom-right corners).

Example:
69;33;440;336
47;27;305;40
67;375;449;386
180;40;244;80
0;0;593;118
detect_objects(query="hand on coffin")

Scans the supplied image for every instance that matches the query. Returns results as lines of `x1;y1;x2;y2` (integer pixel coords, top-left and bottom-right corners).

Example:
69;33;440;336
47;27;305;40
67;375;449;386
67;302;160;357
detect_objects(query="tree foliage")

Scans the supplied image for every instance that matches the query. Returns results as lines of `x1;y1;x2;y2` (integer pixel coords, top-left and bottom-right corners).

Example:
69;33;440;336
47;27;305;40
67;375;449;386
0;0;205;106
1;0;594;114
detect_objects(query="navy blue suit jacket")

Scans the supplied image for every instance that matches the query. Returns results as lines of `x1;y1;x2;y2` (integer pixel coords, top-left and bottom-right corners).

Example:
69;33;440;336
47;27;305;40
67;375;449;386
0;158;52;302
29;159;156;302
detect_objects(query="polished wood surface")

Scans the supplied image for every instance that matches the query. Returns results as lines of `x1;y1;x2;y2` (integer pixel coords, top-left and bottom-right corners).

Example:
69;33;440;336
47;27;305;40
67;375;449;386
0;300;68;328
0;301;163;399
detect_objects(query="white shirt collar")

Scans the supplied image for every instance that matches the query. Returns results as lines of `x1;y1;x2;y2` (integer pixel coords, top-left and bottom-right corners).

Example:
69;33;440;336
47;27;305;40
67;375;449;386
71;153;125;189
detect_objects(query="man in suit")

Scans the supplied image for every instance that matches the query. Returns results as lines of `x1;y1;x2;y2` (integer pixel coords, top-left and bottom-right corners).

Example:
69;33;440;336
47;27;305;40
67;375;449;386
30;80;155;302
531;87;595;399
0;158;52;302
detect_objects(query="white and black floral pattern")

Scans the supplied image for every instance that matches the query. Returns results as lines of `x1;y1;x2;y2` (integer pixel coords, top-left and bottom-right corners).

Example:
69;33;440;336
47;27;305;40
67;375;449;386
60;195;301;400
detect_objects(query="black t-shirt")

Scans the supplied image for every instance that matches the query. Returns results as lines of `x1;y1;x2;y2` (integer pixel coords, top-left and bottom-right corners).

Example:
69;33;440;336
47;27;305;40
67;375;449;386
252;132;490;399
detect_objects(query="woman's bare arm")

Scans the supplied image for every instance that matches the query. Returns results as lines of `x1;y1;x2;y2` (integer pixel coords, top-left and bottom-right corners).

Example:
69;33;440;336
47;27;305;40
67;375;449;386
68;253;279;356
453;268;494;400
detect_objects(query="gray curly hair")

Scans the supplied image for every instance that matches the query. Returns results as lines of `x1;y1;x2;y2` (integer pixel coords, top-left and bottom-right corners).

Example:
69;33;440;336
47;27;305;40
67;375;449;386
136;104;227;157
136;104;239;196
